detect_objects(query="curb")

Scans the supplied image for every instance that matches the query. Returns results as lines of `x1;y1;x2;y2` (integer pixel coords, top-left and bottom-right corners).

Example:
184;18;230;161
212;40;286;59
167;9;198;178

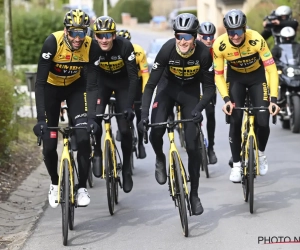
0;143;63;250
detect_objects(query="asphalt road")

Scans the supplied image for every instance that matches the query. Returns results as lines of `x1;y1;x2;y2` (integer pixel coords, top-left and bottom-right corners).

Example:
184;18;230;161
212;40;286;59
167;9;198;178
21;28;300;250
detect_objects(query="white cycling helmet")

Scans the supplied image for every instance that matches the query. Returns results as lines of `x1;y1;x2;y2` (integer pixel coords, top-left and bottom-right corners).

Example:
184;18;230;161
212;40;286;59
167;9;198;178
280;26;296;43
275;5;292;19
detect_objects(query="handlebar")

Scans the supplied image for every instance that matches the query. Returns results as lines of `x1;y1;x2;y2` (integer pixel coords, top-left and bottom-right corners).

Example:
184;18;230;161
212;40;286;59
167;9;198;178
142;118;197;144
96;113;123;120
225;105;277;124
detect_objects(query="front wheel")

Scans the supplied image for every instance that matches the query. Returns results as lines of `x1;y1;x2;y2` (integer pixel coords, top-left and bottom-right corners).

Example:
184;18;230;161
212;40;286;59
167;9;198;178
199;129;209;178
172;152;188;237
61;159;70;246
248;136;255;214
105;140;115;215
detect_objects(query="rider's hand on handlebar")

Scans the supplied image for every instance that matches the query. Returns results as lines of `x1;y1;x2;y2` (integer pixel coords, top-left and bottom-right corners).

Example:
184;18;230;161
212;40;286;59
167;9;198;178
138;118;149;133
191;109;203;123
269;102;280;116
87;118;99;135
222;101;234;115
33;120;48;137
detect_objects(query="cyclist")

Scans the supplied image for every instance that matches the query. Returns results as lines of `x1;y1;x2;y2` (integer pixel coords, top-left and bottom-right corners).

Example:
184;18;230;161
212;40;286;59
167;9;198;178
115;29;149;159
213;9;280;183
33;9;99;208
86;16;139;193
138;13;216;215
196;21;218;164
261;5;298;45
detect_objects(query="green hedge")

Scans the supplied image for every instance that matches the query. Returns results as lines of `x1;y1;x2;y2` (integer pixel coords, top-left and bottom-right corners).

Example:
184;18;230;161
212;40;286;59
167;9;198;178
177;10;197;17
108;0;152;23
0;70;15;159
0;8;64;66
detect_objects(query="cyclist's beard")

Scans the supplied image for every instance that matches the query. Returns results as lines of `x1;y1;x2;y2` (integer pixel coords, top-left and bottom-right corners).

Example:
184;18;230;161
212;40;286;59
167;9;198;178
63;34;83;51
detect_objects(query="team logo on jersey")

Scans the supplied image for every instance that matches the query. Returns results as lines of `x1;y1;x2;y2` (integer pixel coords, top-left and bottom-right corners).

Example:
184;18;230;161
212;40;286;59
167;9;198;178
94;58;100;66
100;60;124;71
73;55;78;60
66;55;71;60
152;62;159;70
249;39;259;46
187;60;194;65
169;65;200;77
169;60;175;65
42;52;52;60
195;60;199;65
209;63;214;72
111;56;117;60
174;60;180;65
263;52;271;57
219;41;226;51
128;51;135;61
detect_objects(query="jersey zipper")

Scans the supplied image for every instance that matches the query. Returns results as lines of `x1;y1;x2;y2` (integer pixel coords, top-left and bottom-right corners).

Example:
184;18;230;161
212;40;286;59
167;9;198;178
181;59;185;85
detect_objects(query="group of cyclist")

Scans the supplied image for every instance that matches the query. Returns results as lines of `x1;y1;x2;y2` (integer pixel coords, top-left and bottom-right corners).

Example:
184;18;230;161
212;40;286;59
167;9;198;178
33;4;296;215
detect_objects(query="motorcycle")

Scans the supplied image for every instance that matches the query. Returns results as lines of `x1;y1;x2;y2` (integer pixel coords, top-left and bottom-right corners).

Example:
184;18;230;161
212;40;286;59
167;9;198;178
275;43;300;133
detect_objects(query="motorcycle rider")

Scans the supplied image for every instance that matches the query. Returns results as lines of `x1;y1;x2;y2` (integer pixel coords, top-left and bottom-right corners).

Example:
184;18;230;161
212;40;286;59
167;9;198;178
261;5;298;45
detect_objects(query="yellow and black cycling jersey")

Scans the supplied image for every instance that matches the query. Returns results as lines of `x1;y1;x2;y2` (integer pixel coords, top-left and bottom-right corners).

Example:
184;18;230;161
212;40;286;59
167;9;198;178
212;29;278;100
36;31;98;86
133;43;149;92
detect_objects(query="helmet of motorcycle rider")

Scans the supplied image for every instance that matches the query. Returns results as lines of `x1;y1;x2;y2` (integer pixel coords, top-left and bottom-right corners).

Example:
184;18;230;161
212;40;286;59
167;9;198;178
275;5;292;20
280;26;296;43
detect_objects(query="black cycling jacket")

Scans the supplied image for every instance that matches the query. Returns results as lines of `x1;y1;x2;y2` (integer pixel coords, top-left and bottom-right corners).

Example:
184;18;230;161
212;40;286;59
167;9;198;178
86;36;139;118
141;38;215;117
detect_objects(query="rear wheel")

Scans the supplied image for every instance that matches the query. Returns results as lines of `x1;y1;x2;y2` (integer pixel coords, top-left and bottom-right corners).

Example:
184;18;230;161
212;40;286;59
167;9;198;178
105;140;115;215
248;136;255;214
61;159;69;246
178;124;186;149
172;152;188;237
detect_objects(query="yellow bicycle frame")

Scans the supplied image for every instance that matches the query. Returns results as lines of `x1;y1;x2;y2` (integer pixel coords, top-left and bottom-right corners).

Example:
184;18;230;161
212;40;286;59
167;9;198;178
102;122;118;178
168;131;189;196
241;110;259;176
57;137;75;204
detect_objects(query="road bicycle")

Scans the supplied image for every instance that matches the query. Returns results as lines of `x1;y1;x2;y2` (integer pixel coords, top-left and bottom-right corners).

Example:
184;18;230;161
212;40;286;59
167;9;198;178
143;118;200;237
109;96;137;176
95;112;123;215
174;103;209;178
226;93;276;214
37;125;87;246
60;105;94;188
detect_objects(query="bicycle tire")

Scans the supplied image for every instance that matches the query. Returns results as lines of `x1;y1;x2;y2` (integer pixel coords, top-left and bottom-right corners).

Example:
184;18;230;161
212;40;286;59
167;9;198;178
241;145;249;202
69;164;75;231
105;140;115;215
172;152;189;237
248;136;255;214
61;159;69;246
129;154;134;176
88;160;94;188
199;129;209;178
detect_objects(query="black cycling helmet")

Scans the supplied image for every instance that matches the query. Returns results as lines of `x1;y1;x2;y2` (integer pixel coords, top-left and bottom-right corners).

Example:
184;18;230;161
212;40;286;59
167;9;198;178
63;9;90;29
173;13;199;34
116;29;131;40
223;9;247;29
198;22;216;35
93;16;116;33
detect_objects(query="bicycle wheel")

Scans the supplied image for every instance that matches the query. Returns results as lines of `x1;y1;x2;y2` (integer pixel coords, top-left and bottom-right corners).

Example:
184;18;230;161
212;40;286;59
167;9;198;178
88;159;94;188
105;140;115;215
172;152;188;237
129;153;134;176
69;156;76;231
248;136;255;214
199;129;209;178
61;159;69;246
241;145;249;202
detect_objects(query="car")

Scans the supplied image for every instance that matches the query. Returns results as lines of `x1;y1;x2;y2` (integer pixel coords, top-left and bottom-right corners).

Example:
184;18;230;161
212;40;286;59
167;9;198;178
146;38;171;71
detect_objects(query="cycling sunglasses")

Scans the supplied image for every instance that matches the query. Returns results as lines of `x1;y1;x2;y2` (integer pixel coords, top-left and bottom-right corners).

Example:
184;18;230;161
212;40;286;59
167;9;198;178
201;35;214;41
175;33;194;41
95;33;113;39
68;29;87;39
227;28;245;37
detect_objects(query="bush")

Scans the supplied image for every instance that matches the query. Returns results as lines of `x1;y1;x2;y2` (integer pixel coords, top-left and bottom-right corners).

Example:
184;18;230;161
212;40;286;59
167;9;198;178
108;0;152;23
0;8;65;66
177;10;197;17
0;69;15;160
